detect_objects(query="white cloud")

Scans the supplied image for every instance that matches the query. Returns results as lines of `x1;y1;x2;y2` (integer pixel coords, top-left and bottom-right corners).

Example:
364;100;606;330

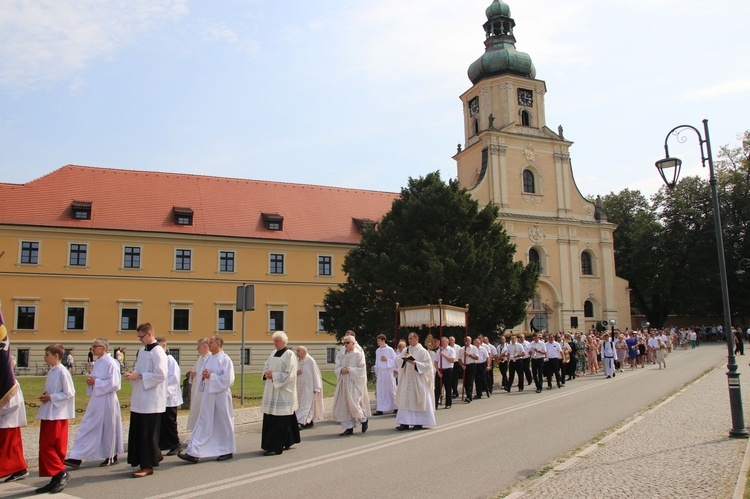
0;0;188;90
203;24;260;55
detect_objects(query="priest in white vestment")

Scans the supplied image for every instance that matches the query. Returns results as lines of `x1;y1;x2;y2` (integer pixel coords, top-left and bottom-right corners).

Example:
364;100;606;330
187;338;211;434
179;335;236;463
295;346;324;429
395;332;436;430
332;337;371;436
65;338;123;468
373;334;397;415
261;331;300;455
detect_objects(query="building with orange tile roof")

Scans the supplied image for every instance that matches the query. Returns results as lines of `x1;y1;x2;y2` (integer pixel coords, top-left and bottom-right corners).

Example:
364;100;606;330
0;165;397;371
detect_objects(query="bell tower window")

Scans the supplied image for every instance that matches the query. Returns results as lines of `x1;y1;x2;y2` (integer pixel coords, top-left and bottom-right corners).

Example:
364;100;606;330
521;110;530;126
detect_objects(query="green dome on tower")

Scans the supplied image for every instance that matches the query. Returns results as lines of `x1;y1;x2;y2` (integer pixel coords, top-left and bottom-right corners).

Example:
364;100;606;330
468;0;536;84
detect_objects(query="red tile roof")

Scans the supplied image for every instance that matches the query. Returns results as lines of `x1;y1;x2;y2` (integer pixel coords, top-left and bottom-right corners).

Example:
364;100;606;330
0;165;398;244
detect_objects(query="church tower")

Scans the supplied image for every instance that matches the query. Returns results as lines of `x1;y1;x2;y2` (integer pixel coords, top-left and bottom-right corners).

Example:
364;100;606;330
454;0;631;333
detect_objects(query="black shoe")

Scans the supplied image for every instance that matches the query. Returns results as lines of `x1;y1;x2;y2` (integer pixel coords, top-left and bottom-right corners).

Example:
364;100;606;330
263;450;282;456
396;424;410;431
361;419;368;433
412;425;423;430
36;481;56;494
177;453;199;463
216;454;233;461
64;458;82;469
505;386;511;393
547;386;552;390
518;387;523;392
99;456;118;467
613;373;616;377
48;472;69;494
298;424;304;430
557;382;562;388
464;399;471;404
606;375;611;378
166;446;181;456
303;421;314;429
4;470;28;482
536;389;542;393
445;405;452;409
339;428;354;436
374;411;383;415
452;392;459;398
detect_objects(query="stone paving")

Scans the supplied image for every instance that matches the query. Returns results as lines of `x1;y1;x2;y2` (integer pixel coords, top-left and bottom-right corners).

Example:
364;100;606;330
504;356;750;499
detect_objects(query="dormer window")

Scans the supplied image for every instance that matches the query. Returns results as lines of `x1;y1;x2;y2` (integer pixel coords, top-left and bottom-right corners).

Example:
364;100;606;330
353;218;375;233
262;212;284;231
71;201;92;220
173;206;193;226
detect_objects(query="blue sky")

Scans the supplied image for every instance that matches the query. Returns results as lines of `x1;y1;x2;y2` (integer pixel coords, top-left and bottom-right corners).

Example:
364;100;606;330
1;0;748;198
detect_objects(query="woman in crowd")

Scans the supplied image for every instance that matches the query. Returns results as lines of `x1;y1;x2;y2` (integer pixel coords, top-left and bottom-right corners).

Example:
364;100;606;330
615;333;628;373
574;332;588;377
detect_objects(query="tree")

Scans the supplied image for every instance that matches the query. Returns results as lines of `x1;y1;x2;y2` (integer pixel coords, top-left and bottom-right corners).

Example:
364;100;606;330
602;189;673;326
601;131;750;327
323;172;539;356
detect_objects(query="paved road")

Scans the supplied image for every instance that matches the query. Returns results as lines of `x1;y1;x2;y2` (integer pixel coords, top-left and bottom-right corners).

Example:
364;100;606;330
3;343;733;499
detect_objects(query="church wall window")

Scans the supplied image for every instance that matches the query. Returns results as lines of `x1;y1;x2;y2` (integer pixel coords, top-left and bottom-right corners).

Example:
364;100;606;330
521;110;530;126
584;300;594;318
581;251;594;276
523;169;535;193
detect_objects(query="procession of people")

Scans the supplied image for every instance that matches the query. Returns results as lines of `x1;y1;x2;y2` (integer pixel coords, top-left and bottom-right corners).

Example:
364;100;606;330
1;322;705;492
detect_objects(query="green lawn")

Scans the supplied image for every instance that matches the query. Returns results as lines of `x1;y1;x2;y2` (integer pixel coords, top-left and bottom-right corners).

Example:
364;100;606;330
17;370;341;426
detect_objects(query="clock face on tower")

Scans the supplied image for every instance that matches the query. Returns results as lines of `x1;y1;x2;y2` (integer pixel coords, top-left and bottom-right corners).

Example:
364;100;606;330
518;89;533;107
469;97;479;117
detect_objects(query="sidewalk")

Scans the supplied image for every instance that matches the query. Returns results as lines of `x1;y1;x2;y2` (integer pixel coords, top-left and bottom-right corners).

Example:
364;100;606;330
503;355;750;499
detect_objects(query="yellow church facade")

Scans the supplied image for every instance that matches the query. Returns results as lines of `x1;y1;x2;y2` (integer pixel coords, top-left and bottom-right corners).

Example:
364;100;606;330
454;0;630;333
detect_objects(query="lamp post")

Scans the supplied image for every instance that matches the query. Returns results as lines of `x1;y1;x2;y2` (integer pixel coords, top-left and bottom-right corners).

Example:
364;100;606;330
655;119;748;438
737;258;750;279
609;318;616;336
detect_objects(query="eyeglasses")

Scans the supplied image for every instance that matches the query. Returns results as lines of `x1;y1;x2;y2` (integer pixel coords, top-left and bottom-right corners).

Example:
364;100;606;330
137;334;147;340
342;341;351;345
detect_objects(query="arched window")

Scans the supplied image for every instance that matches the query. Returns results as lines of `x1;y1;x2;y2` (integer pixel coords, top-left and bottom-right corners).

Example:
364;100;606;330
581;251;593;275
584;300;594;318
523;169;535;193
529;247;541;272
521;110;530;126
473;119;479;136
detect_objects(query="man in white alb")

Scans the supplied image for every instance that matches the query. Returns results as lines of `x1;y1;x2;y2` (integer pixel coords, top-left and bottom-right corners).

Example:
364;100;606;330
373;334;398;415
296;346;324;429
179;335;236;463
395;332;436;430
65;338;123;469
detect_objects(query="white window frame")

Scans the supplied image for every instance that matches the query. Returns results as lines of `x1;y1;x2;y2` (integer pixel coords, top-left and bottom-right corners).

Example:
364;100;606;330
215;302;236;333
122;245;143;270
13;297;40;333
63;298;89;334
174;248;193;272
317;254;334;278
218;249;237;274
66;242;89;269
268;252;286;276
117;300;142;333
18;240;41;266
266;303;288;334
170;301;193;333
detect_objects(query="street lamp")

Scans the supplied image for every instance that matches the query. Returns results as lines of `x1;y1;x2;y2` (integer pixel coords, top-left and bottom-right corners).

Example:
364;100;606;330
655;119;748;438
737;258;750;279
609;318;616;335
